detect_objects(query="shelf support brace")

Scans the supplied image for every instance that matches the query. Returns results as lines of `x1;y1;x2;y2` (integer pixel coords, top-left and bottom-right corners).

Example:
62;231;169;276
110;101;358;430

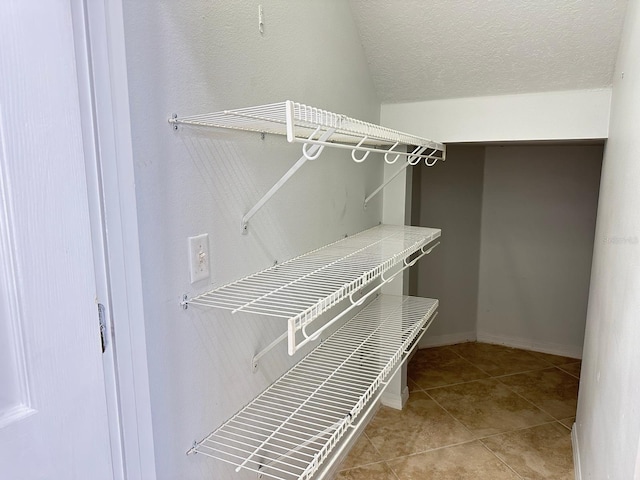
364;161;410;209
363;146;431;209
251;330;288;372
241;127;337;234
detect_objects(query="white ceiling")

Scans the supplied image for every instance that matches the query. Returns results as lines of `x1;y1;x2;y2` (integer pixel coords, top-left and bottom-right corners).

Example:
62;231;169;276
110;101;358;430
348;0;629;103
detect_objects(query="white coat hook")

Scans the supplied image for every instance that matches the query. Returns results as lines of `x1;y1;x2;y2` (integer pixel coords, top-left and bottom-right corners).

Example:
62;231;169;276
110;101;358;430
301;323;322;341
404;254;420;268
349;291;366;306
351;136;371;163
425;154;439;167
408;145;428;165
302;126;326;160
384;142;401;164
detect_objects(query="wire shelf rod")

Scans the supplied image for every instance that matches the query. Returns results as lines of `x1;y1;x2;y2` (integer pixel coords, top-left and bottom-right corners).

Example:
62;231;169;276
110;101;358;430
295;241;438;352
273;382;365;404
255;393;357;417
243;227;438;363
170;101;444;154
226;417;333;448
260;418;345;475
288;136;444;162
267;374;372;395
245;399;347;424
236;311;389;474
213;432;317;461
188;226;440;358
229;230;399;315
190;295;438;480
213;433;322;463
250;396;351;420
222;422;326;450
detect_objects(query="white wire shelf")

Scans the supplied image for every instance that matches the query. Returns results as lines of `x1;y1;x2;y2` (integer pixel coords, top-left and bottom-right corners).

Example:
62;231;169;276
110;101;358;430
169;101;445;233
169;100;445;162
184;224;440;356
189;294;439;480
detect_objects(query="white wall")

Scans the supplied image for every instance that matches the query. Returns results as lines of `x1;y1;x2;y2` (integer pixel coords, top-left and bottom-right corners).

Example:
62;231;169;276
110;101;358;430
381;89;611;143
576;0;640;477
477;145;603;358
121;2;381;479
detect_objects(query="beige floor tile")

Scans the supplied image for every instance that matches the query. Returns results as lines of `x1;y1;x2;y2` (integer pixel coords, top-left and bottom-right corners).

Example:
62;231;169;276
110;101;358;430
408;347;488;389
365;391;473;460
427;378;553;437
482;422;574;480
557;361;581;379
387;441;520;480
499;367;579;419
335;461;397;480
338;433;383;471
409;345;459;366
448;342;551;376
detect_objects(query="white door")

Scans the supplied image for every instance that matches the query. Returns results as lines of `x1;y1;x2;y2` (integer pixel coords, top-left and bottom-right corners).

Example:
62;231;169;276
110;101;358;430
0;2;114;479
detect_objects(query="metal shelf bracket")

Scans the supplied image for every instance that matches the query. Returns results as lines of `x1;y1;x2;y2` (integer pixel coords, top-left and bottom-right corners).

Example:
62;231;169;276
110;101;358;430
241;127;337;234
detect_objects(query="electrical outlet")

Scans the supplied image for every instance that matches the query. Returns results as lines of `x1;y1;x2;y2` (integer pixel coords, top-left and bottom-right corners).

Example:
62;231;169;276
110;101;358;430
188;234;210;283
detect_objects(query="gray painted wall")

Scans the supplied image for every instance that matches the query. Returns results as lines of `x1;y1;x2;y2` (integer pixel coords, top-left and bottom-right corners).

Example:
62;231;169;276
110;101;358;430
410;145;485;347
121;2;381;478
477;145;603;358
410;144;602;358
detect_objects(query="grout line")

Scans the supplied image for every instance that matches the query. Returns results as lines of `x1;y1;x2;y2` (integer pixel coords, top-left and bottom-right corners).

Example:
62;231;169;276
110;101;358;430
557;419;574;431
477;439;526;480
476;418;562;441
384;460;402;480
423;389;477;439
556;363;581;379
336;459;393;475
411;376;487;392
490;365;561;379
377;438;479;464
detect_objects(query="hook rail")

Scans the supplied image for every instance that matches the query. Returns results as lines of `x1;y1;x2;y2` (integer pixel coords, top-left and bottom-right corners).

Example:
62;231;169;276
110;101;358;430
364;146;442;208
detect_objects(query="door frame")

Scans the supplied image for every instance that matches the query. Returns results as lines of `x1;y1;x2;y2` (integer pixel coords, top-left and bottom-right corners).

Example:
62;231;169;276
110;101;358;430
71;1;156;478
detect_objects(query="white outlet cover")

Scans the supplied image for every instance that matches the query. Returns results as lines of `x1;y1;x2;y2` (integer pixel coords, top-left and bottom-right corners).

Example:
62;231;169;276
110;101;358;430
188;234;210;283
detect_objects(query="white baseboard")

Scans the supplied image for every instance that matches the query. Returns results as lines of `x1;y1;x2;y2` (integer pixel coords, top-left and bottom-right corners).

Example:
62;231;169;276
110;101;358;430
381;385;409;410
418;330;476;349
476;332;583;359
572;422;582;480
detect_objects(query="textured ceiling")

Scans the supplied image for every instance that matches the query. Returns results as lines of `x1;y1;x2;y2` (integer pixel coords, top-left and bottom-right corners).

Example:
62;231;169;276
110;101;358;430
348;0;629;103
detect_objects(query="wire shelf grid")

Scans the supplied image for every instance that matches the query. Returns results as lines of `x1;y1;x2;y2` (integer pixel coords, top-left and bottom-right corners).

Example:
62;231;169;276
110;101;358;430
186;225;440;355
169;100;445;160
190;294;439;480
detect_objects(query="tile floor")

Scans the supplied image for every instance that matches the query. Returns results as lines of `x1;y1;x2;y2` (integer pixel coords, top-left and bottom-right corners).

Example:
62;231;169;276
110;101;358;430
335;342;580;480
